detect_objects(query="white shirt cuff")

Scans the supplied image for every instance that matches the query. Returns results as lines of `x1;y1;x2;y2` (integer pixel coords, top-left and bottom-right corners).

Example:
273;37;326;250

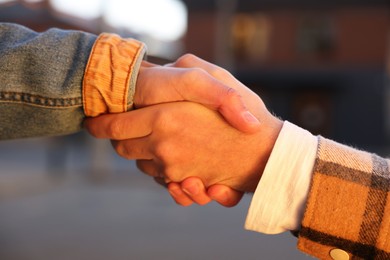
244;121;318;234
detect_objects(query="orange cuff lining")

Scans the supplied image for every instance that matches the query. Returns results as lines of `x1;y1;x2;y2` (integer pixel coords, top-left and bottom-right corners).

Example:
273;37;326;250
83;33;146;117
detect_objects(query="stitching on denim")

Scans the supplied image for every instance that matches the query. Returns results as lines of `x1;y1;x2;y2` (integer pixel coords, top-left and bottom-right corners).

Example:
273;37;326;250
0;91;82;107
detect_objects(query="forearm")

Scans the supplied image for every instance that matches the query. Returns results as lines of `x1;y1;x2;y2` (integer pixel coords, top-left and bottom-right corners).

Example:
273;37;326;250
244;122;390;258
298;137;390;259
0;23;146;139
0;23;95;139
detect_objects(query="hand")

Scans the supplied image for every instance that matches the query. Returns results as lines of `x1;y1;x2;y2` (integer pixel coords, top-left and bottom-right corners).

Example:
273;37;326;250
134;59;261;134
136;57;262;206
160;54;281;206
85;101;282;193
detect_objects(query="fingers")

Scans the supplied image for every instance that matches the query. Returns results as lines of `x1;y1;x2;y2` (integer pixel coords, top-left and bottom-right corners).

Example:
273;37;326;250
180;177;212;205
207;185;244;207
166;178;242;207
84;106;158;140
167;182;194;207
167;178;212;206
139;162;241;207
137;161;213;206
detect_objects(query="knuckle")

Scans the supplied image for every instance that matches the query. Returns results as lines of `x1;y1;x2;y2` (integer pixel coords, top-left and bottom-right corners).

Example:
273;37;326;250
224;86;240;100
183;68;207;85
175;53;197;67
153;108;181;133
106;119;124;139
226;86;239;96
153;141;173;162
217;87;243;112
153;110;171;131
162;165;180;183
210;66;230;80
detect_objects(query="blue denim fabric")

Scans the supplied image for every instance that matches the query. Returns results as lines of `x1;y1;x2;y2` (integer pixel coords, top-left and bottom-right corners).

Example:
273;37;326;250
0;23;97;139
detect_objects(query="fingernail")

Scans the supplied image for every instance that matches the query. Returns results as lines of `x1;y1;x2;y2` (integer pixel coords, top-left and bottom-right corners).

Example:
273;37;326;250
183;183;199;196
242;111;260;124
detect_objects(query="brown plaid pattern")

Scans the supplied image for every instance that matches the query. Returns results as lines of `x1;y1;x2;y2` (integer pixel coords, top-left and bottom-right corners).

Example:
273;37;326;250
297;137;390;259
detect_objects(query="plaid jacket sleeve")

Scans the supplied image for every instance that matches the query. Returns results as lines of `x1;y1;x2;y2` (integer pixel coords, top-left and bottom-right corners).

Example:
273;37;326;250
297;137;390;259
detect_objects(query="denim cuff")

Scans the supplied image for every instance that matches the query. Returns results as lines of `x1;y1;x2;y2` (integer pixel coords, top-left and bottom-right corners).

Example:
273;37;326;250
82;33;147;117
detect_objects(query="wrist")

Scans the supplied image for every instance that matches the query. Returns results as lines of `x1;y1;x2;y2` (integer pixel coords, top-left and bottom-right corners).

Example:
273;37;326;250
245;114;283;193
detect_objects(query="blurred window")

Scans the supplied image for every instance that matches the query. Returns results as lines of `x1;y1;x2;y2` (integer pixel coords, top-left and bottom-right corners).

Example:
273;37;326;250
296;15;336;61
231;13;271;62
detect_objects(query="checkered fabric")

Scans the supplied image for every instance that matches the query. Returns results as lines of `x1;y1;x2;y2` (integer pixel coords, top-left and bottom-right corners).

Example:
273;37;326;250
297;137;390;259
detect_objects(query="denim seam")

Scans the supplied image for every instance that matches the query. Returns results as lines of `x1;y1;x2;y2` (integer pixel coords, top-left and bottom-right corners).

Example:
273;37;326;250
0;91;82;108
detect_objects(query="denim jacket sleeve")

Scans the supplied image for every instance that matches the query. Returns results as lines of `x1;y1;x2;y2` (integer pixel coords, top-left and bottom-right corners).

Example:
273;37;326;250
0;23;146;140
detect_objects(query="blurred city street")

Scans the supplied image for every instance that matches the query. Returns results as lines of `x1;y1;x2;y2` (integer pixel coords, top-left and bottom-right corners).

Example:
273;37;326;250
0;133;311;260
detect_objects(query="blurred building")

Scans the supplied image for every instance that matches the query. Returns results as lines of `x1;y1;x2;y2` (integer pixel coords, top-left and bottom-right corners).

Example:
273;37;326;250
0;0;186;60
0;0;100;33
182;0;390;150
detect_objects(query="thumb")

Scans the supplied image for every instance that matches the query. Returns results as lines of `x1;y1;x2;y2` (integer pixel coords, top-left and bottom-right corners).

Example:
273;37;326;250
218;88;261;133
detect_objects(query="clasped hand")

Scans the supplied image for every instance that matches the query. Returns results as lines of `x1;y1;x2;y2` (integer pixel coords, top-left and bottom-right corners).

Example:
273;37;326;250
85;54;283;207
